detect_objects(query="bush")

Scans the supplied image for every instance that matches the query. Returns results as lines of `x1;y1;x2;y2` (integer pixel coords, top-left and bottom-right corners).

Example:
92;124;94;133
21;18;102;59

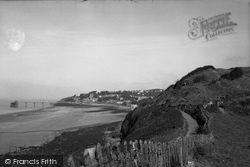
239;98;250;107
193;74;207;83
221;67;243;80
192;142;212;159
173;65;215;89
123;107;184;141
195;125;210;134
166;84;174;90
137;99;151;108
173;80;183;89
181;65;215;81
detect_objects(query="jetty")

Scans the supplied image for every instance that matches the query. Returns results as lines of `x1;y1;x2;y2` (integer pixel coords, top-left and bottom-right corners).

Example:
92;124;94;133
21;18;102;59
10;101;18;108
10;101;54;108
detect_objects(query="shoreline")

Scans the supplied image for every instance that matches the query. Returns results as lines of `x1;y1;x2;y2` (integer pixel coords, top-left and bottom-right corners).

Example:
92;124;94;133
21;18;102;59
1;121;123;158
0;103;130;123
0;104;129;156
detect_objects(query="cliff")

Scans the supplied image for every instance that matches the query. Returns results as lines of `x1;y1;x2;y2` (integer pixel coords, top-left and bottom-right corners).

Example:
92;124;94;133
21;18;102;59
120;66;250;141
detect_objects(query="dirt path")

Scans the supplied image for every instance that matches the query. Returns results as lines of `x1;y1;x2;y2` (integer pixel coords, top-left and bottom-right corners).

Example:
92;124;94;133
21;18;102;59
180;110;198;137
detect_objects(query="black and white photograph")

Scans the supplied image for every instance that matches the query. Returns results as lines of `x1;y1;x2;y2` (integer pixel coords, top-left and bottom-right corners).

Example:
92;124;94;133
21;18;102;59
0;0;249;166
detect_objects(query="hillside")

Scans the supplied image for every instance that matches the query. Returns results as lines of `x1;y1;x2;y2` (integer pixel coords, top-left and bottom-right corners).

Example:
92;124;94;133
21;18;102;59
58;89;164;105
120;66;250;166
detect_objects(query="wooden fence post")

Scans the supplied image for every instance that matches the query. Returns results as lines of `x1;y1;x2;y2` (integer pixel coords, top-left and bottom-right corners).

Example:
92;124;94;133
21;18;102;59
111;144;118;167
144;140;149;166
166;142;169;167
153;141;157;167
177;139;181;167
139;140;143;165
164;142;168;167
180;137;183;167
168;141;171;167
185;137;189;165
158;142;163;167
162;142;166;167
185;137;188;166
172;141;175;167
149;141;153;167
106;143;112;167
173;141;177;166
156;142;159;167
154;142;157;167
134;140;139;167
117;142;125;167
124;141;129;167
130;140;135;167
173;141;176;167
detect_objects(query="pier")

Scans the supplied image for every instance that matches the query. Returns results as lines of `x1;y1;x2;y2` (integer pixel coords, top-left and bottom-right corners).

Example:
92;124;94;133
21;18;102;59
10;101;54;108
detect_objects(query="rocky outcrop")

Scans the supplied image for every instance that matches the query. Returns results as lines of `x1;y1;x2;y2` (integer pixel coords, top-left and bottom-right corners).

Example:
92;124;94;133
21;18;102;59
121;105;184;141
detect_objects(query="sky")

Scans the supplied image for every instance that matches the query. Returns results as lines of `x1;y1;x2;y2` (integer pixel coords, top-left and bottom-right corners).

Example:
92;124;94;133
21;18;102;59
0;0;249;100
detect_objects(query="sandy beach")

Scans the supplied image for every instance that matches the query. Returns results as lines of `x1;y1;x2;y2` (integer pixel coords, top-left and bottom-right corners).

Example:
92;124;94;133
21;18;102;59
0;104;130;155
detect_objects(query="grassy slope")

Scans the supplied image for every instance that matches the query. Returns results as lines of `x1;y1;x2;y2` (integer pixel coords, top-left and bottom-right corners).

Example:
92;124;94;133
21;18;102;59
121;66;250;166
122;67;250;142
192;112;250;167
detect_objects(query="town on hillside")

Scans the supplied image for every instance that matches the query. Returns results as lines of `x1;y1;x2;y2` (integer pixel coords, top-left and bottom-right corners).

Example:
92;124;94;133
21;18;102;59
58;89;164;109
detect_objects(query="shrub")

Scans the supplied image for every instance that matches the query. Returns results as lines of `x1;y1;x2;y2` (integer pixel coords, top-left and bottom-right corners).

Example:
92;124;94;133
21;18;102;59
173;80;183;89
193;74;207;83
173;65;215;89
209;79;217;85
181;65;215;81
124;107;183;141
239;98;250;107
195;125;210;134
166;84;174;90
221;67;243;80
192;142;212;159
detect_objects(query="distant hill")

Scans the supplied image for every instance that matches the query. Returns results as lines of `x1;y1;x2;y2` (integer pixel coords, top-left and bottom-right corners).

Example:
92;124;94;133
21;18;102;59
120;66;250;142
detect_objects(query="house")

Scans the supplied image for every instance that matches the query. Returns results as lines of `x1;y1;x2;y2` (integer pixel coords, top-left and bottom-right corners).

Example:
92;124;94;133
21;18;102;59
116;101;124;105
137;96;148;101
